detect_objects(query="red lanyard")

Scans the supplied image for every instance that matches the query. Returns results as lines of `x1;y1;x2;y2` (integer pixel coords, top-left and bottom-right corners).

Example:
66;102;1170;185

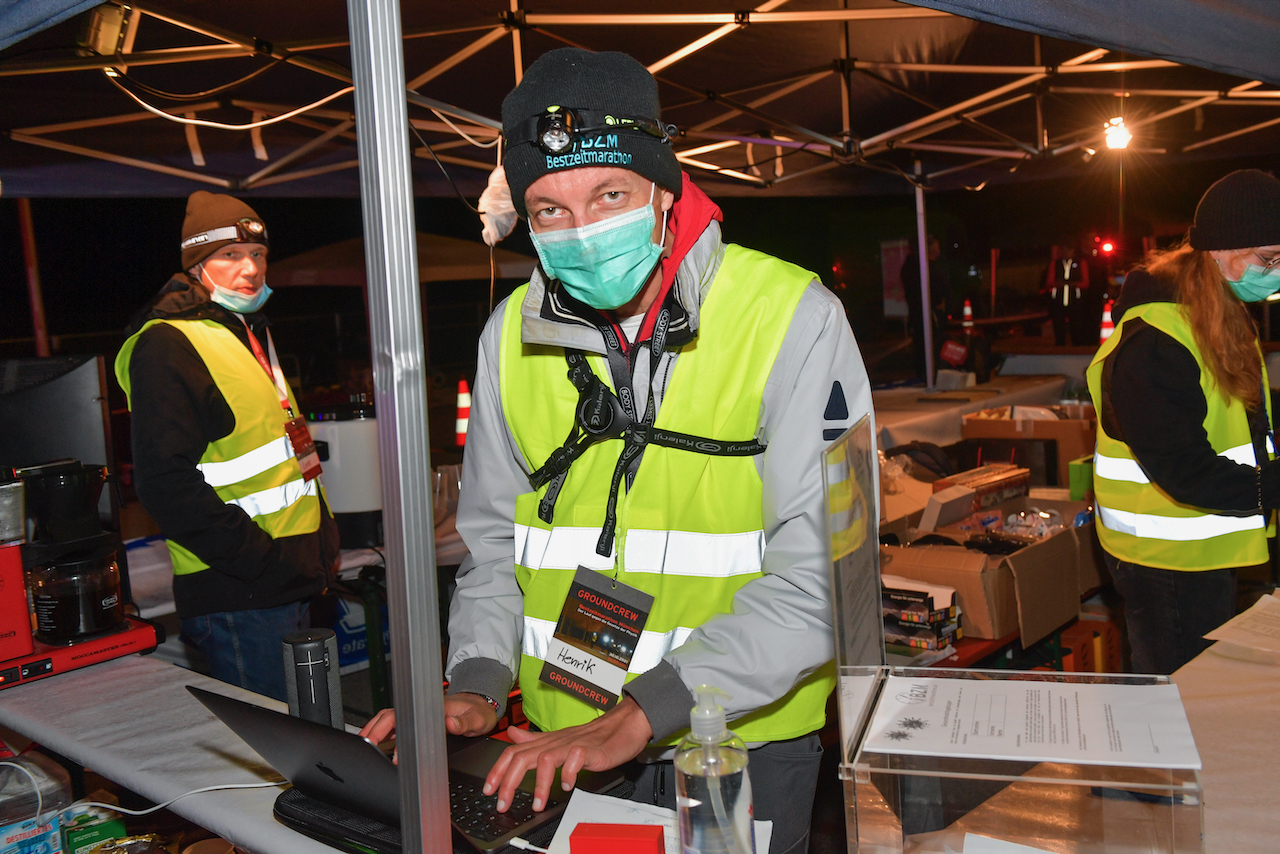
240;318;293;416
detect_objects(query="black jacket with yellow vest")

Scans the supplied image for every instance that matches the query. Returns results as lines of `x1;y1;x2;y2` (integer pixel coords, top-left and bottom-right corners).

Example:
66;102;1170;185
118;275;337;619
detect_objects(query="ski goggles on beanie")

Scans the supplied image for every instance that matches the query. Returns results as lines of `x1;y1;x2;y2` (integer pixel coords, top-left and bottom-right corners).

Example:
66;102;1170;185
181;217;269;254
506;107;677;157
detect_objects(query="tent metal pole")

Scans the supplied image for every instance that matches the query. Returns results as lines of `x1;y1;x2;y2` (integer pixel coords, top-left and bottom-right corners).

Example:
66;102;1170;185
14;103;221;134
915;161;934;390
675;157;768;185
284;19;502;52
0;45;249;76
682;88;845;149
17;199;51;358
647;0;790;75
1034;35;1045;153
847;58;1176;74
858;47;1106;150
769;159;842;185
1049;86;1280;99
689;72;832;133
412;148;496;172
1182;115;1280;152
895;142;1029;159
134;3;355;84
346;4;449;854
407;27;507;90
8;132;234;186
685;131;817;150
838;0;853;142
1051;80;1262;156
663;63;831;111
926;155;1001;180
510;0;524;84
243;120;355;186
851;65;1039;155
250;159;361;188
524;9;950;25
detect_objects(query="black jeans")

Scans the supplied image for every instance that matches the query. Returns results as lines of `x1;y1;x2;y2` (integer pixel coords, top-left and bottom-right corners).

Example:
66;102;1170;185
626;732;825;854
1104;552;1236;674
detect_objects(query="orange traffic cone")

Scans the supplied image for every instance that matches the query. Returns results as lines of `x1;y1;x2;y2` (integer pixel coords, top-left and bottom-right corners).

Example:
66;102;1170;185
962;299;974;329
1099;300;1115;344
455;378;471;446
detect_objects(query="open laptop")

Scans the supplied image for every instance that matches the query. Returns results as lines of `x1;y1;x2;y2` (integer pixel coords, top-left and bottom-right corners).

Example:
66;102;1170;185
187;684;625;854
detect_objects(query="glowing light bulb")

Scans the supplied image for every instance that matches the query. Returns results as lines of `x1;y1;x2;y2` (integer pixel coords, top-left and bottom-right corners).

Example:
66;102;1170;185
1104;117;1131;150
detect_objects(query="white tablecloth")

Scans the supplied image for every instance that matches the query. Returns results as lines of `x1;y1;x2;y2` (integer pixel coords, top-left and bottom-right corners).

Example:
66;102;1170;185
0;656;347;854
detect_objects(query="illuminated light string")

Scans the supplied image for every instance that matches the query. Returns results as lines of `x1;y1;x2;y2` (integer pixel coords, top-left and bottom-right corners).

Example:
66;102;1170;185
105;70;354;131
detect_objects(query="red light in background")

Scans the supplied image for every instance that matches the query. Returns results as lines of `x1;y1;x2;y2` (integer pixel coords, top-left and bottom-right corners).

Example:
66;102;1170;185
1101;241;1114;253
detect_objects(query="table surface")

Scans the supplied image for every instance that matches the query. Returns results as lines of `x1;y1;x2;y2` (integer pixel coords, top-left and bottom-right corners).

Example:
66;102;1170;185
1171;641;1280;854
873;374;1067;450
0;655;348;854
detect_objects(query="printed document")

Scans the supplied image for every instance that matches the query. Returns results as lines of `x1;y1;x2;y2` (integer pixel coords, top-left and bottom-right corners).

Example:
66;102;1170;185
1204;591;1280;654
863;676;1200;769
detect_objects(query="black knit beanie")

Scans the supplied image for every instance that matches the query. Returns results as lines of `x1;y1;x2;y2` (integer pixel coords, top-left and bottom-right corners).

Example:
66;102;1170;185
1188;169;1280;250
501;48;682;218
180;191;269;271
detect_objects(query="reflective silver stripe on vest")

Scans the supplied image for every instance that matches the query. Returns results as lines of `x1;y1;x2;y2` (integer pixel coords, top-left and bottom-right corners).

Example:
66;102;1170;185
514;524;763;577
523;616;694;675
197;436;295;488
1097;504;1265;541
1095;442;1256;485
225;476;315;518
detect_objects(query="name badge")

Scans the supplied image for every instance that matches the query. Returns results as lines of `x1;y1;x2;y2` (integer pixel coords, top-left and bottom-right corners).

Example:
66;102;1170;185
284;416;323;482
539;566;654;710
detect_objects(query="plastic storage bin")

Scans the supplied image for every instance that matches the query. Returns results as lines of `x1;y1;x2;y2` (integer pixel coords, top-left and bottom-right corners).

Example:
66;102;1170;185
0;752;73;854
838;667;1204;854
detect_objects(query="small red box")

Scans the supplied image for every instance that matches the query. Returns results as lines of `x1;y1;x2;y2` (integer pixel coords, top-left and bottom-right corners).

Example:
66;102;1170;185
570;823;666;854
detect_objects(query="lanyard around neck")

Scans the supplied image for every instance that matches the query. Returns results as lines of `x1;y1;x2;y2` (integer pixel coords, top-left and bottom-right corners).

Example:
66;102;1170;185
238;316;293;416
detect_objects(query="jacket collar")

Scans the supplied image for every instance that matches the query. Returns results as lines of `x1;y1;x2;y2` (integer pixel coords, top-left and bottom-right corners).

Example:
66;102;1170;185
125;273;268;337
518;217;724;354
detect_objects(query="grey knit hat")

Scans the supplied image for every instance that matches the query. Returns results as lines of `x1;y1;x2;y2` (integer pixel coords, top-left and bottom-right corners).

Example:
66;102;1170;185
1189;169;1280;250
501;48;682;218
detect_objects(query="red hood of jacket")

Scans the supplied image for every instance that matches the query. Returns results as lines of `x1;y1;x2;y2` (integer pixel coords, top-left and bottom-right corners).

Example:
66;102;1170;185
635;173;722;342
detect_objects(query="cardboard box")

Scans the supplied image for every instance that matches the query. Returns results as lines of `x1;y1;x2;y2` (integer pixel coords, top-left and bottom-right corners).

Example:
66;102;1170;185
879;498;1085;645
962;406;1096;487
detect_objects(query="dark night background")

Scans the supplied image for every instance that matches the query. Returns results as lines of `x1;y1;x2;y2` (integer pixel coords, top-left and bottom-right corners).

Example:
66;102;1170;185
4;149;1280;399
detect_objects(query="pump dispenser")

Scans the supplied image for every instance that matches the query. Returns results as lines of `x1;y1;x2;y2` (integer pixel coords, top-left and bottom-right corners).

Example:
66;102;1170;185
674;685;754;854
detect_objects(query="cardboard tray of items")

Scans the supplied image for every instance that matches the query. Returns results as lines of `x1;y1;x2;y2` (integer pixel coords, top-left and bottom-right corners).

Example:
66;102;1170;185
880;497;1096;645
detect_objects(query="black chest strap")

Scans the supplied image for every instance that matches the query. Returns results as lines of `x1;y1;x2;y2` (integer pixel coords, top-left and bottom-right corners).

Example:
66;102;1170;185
527;346;767;557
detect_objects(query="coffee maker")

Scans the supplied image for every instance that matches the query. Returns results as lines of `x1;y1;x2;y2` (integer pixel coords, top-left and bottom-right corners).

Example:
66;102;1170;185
0;461;159;690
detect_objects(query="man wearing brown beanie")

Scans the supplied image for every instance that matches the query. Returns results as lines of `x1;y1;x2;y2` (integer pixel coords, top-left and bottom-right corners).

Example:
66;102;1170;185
362;48;873;854
114;191;338;702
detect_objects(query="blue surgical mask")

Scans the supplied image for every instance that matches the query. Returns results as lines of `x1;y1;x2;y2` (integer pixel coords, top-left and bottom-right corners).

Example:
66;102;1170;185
1227;263;1280;303
200;265;273;313
529;183;667;311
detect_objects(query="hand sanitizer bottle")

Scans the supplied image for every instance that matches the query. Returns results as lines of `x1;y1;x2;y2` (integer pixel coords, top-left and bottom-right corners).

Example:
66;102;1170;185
674;685;754;854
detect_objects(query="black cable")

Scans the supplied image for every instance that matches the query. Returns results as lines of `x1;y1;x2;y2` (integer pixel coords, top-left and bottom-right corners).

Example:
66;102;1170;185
109;56;289;101
409;121;481;214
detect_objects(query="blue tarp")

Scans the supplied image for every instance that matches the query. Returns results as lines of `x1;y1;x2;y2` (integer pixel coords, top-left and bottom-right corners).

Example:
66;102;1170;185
904;0;1280;86
0;0;99;52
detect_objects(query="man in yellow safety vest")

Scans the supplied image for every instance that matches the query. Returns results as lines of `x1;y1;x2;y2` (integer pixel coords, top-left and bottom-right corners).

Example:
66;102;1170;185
362;49;874;854
116;192;339;701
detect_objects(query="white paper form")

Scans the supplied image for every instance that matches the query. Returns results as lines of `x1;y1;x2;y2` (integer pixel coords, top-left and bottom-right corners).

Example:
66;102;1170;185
1204;591;1280;653
863;676;1201;769
546;789;773;854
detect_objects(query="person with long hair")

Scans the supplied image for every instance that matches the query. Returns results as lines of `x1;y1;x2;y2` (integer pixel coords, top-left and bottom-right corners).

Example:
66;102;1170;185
1087;168;1280;674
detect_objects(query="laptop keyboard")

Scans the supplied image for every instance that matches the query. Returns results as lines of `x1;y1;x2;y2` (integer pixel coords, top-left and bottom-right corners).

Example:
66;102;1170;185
450;778;537;842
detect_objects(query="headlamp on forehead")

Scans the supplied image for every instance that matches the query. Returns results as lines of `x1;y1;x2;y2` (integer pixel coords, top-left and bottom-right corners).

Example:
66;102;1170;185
181;217;269;252
509;106;677;157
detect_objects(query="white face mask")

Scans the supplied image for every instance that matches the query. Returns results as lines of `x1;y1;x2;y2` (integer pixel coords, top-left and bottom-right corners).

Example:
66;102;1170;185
197;263;272;313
